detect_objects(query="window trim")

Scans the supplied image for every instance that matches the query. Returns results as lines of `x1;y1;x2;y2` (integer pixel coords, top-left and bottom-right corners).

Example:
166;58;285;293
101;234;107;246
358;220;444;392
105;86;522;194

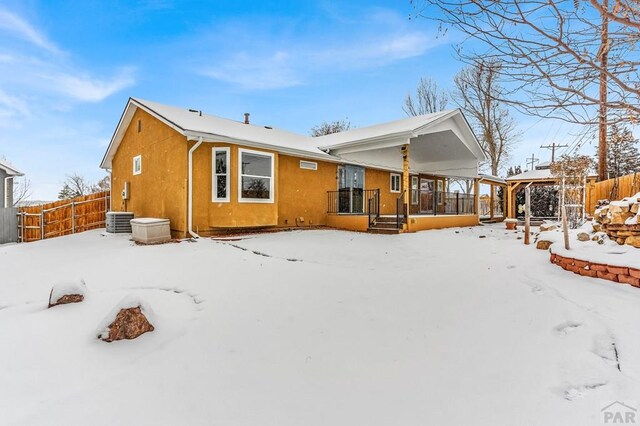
238;148;275;203
133;155;142;175
390;173;401;193
411;176;419;205
212;147;230;202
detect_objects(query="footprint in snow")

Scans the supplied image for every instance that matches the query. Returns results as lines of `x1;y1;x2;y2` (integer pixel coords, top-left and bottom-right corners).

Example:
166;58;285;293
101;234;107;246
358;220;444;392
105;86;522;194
563;382;607;401
554;321;582;335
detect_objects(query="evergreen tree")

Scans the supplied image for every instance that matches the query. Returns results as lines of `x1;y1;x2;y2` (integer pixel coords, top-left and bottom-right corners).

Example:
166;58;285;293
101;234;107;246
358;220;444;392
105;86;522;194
606;125;640;179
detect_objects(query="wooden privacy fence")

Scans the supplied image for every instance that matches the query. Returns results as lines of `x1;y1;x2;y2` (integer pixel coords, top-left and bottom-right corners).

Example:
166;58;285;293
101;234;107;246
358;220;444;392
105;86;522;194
17;191;110;242
587;173;640;214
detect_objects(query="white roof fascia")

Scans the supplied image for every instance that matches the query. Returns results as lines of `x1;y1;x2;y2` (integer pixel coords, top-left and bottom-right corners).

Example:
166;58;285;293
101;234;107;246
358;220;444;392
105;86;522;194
101;98;189;169
326;135;412;155
184;131;342;163
319;131;414;152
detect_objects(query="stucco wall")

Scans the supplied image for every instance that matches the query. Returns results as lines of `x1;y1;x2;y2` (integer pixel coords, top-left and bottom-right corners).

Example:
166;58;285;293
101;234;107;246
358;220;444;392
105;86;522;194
407;214;478;231
191;143;279;232
111;109;188;236
365;168;402;215
277;155;338;227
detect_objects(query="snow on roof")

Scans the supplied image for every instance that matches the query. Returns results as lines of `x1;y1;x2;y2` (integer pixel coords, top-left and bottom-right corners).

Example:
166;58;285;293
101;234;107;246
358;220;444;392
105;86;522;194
132;98;327;156
101;99;485;169
0;158;23;176
315;109;457;148
478;174;507;185
506;167;555;182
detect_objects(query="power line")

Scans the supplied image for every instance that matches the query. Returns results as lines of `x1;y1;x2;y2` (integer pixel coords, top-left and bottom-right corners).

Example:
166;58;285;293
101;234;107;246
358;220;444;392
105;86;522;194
540;142;569;162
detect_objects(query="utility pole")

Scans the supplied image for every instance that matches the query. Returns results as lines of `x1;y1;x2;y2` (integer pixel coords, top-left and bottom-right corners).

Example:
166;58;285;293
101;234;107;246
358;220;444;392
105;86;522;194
526;154;539;170
597;0;610;181
540;143;569;163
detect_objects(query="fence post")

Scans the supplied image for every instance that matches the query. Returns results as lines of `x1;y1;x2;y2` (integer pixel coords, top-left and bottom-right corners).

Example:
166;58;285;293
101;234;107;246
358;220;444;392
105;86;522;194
71;202;76;234
40;210;44;240
456;192;459;215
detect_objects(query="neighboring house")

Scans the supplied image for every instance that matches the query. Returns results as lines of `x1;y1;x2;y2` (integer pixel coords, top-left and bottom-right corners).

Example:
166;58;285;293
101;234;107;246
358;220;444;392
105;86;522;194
101;98;487;237
0;158;24;208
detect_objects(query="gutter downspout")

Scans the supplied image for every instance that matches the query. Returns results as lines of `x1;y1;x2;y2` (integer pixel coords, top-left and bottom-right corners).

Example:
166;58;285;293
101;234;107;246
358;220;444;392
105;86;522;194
188;136;203;238
4;176;12;208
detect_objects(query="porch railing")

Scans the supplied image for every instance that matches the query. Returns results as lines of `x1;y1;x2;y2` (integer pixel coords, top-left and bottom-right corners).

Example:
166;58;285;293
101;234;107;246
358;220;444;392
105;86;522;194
442;192;475;215
368;190;380;227
327;188;380;215
396;190;407;228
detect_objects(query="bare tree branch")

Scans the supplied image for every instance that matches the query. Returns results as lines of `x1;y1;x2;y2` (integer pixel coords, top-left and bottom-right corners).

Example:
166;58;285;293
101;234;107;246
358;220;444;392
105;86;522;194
403;77;449;116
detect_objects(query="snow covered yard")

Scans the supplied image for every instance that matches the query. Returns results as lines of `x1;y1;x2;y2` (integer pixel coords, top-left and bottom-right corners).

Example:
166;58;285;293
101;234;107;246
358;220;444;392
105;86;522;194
1;225;640;425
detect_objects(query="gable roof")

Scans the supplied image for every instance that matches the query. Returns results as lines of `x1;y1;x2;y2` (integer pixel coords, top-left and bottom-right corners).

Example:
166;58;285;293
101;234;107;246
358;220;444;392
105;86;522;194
101;98;487;169
101;98;333;169
0;158;23;176
315;109;454;148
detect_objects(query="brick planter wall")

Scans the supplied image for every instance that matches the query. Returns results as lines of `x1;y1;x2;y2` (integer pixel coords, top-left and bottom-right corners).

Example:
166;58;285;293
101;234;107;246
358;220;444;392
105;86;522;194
550;253;640;287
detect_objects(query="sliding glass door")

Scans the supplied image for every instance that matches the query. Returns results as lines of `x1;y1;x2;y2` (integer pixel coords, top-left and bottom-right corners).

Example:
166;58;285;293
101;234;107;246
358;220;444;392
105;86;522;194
338;165;365;213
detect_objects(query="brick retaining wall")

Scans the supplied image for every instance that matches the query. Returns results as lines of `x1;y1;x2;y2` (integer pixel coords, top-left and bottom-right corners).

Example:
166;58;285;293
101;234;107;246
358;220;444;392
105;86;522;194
550;253;640;287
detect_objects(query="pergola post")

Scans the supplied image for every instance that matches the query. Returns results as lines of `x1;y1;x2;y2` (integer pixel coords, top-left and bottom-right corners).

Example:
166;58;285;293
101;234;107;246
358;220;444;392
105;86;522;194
489;184;495;220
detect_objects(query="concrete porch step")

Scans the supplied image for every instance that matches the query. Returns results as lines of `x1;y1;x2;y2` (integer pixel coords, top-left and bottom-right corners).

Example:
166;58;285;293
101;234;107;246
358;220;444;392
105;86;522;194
370;222;401;229
367;227;402;234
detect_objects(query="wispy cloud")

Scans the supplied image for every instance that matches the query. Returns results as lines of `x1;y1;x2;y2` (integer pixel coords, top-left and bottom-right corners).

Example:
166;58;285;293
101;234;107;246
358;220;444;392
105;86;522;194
195;8;439;90
0;9;135;120
39;67;136;102
0;9;61;54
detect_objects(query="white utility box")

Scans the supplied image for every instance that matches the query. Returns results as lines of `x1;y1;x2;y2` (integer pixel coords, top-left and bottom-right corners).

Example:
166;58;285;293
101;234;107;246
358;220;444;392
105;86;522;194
130;218;171;244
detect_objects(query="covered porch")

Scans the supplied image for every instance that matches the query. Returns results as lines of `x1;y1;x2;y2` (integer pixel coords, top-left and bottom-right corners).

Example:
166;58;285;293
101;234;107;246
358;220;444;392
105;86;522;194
322;111;486;233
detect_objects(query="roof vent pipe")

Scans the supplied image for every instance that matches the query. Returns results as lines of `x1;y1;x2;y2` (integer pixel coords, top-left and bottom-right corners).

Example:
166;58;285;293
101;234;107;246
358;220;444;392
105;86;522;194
244;113;250;124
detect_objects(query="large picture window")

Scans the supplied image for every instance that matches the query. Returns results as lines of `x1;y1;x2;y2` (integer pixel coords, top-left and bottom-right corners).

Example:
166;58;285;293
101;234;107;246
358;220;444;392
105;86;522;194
212;147;229;202
238;148;274;202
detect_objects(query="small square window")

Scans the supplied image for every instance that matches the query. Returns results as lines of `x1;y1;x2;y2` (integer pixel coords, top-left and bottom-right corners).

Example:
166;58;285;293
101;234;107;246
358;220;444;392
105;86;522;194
133;155;142;175
390;173;401;193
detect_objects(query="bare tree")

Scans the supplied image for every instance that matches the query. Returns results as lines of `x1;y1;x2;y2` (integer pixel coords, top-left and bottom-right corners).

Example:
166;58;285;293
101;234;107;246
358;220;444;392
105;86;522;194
12;177;31;206
403;77;449;116
94;175;110;192
58;174;95;200
310;120;352;137
412;0;640;180
453;61;519;176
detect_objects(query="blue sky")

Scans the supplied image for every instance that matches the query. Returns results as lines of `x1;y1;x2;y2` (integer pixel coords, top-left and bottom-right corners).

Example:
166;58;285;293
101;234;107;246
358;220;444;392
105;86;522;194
0;0;593;200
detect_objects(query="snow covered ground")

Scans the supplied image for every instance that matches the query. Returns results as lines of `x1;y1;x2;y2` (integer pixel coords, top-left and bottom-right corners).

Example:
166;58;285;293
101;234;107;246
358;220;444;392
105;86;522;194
1;224;640;425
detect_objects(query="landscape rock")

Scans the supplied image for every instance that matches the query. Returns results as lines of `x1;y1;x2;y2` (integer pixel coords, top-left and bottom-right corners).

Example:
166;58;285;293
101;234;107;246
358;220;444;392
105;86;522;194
98;297;155;342
625;236;640;248
577;232;590;242
540;223;558;232
48;279;87;308
536;240;553;250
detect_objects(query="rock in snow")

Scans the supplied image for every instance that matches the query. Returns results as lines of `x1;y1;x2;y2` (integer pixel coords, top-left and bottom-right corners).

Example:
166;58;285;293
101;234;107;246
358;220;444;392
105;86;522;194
48;279;87;308
97;296;155;342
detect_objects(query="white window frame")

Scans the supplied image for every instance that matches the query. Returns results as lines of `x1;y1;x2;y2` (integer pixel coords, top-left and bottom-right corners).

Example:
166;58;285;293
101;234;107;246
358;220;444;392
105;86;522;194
300;160;318;171
212;147;230;202
238;148;275;203
390;173;401;193
133;155;142;175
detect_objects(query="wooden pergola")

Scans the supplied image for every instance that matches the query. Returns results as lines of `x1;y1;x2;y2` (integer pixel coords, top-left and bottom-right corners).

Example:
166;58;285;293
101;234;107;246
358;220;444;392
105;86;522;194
506;168;597;219
478;174;508;222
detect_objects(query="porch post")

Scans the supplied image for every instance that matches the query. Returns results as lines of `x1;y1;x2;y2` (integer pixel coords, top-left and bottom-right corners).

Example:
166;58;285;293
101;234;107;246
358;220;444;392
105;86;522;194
473;178;479;215
489;183;495;220
402;143;409;206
